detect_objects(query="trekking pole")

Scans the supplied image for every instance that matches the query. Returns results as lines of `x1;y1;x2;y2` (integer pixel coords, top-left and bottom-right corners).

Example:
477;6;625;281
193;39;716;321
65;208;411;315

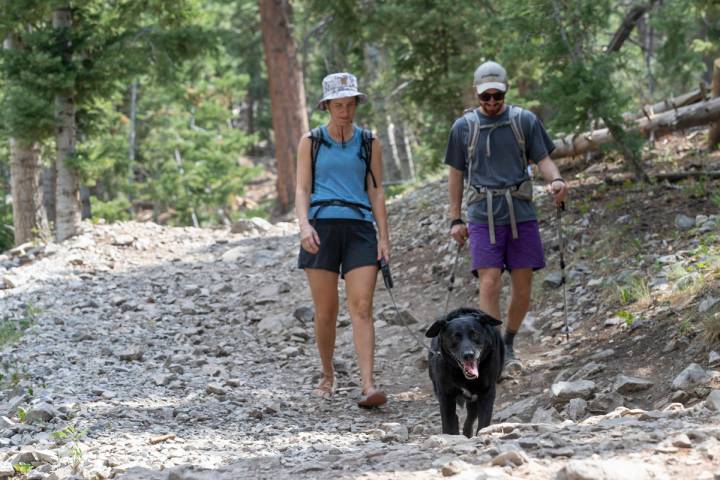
557;202;570;341
443;243;463;315
378;258;439;356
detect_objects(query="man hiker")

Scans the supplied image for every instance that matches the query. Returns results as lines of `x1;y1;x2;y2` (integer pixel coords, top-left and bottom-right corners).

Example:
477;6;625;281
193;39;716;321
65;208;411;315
445;60;569;366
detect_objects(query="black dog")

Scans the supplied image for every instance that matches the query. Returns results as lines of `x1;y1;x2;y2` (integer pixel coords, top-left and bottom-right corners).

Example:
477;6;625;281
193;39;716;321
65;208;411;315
426;307;505;437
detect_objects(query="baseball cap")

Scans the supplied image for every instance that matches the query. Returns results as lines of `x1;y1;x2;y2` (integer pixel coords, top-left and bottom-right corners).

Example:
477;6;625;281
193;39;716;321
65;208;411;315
473;61;508;94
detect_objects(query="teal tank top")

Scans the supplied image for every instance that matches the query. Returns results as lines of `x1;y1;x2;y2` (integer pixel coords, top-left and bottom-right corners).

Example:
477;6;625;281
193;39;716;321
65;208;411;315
309;125;374;222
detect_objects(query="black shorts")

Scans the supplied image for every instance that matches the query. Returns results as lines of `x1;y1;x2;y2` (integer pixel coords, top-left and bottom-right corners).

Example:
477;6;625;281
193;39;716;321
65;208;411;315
298;219;378;277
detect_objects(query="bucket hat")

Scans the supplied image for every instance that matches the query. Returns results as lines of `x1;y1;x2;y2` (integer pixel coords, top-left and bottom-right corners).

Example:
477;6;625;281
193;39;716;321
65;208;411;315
316;72;367;110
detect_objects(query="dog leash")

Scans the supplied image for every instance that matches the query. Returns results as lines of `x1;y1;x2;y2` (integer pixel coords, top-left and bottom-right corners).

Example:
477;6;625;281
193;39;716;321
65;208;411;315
378;258;440;357
443;243;463;316
557;202;570;341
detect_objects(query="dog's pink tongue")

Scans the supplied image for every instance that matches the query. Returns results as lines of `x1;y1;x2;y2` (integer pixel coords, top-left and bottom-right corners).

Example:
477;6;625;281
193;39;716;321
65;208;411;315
463;360;478;378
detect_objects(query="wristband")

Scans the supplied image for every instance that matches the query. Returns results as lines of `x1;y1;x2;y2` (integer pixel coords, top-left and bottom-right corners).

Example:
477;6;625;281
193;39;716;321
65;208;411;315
450;218;465;228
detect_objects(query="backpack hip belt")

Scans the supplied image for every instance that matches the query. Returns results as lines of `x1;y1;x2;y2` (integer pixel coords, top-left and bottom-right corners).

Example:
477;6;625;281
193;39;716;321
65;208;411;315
467;179;533;244
310;198;372;220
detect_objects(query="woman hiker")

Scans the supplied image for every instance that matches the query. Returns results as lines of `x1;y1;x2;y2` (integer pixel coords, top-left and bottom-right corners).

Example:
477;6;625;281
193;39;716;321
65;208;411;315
295;72;390;408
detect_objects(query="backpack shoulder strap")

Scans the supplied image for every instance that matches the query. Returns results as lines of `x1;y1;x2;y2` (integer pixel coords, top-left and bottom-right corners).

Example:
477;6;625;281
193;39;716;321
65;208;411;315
507;105;528;170
463;109;481;175
309;127;324;194
359;128;377;191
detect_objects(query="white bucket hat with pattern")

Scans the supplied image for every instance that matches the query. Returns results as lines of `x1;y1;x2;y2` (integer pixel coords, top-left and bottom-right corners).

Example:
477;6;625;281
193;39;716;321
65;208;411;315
316;72;367;111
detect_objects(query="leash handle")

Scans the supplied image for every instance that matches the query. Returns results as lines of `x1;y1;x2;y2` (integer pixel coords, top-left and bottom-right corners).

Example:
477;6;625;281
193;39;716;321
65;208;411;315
379;257;393;289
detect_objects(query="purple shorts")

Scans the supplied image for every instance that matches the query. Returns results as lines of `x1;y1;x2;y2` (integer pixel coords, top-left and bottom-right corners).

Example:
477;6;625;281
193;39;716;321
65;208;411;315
468;221;545;276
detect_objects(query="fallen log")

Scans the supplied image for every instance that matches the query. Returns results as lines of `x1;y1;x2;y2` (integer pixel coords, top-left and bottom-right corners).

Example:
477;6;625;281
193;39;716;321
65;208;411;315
653;171;720;182
633;87;706;120
551;96;720;159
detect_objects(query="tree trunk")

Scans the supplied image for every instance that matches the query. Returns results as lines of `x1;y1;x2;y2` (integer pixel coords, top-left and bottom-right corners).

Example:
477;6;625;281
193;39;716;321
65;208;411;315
53;7;81;241
708;58;720;150
636;12;656;97
606;1;658;53
9;139;49;244
4;34;49;245
42;164;57;228
128;80;138;191
259;0;309;214
552;96;720;158
385;114;404;181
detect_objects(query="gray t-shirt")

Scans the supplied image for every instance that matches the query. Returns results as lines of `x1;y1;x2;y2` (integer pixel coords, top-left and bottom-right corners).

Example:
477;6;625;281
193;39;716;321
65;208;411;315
444;106;555;225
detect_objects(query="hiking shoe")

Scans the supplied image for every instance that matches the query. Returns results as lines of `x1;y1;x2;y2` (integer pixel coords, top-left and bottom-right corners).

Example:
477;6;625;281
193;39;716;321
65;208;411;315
504;345;517;365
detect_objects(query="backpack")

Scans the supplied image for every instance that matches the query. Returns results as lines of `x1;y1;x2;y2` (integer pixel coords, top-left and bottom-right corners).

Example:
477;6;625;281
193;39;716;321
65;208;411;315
464;104;528;174
462;105;532;244
308;126;377;193
307;126;377;219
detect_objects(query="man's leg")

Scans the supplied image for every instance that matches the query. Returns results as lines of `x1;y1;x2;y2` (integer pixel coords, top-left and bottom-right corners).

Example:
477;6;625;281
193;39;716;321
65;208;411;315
508;268;532;331
477;268;502;320
305;268;339;397
505;268;533;360
504;220;545;361
344;265;379;396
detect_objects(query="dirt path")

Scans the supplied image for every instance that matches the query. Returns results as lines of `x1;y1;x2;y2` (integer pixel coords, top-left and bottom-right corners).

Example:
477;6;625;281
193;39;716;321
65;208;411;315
1;165;720;479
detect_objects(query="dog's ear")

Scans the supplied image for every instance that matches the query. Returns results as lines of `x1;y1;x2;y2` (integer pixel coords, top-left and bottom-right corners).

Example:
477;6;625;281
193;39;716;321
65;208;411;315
425;319;447;338
470;310;502;327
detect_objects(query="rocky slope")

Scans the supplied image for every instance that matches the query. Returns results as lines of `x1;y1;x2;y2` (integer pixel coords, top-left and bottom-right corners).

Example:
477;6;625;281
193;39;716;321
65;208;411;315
0;137;720;480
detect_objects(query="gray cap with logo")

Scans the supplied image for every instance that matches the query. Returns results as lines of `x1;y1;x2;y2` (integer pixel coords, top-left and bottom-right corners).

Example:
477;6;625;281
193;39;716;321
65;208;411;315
473;61;508;94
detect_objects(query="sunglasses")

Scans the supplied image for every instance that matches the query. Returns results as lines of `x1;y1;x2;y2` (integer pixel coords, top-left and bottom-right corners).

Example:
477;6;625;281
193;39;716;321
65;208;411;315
479;91;505;102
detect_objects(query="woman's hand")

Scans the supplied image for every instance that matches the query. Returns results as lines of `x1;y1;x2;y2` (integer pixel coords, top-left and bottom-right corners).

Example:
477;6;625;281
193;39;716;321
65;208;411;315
299;222;320;254
377;239;390;263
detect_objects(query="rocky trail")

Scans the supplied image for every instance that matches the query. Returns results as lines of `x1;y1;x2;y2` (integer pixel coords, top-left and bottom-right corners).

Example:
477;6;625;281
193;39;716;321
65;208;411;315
1;134;720;479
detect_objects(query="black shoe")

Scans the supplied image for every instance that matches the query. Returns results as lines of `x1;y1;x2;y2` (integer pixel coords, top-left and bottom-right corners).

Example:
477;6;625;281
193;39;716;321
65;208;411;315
504;344;516;365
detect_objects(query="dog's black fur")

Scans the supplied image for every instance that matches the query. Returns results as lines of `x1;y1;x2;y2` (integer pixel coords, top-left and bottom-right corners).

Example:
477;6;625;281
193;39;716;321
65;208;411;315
426;307;505;437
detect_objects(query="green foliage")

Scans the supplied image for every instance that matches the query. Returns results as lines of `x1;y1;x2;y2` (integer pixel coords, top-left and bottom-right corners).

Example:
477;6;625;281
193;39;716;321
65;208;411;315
91;196;132;224
385;182;416;199
1;0;717;235
616;310;635;327
702;311;720;344
13;463;33;475
0;302;39;347
652;0;720;96
616;276;650;306
53;425;87;465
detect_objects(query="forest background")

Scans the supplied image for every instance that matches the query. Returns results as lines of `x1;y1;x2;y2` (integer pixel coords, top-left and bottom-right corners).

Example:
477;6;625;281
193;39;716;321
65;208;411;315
0;0;718;253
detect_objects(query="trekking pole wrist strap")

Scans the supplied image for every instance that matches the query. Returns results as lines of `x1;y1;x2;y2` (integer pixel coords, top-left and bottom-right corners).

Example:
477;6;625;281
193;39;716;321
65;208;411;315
450;218;465;229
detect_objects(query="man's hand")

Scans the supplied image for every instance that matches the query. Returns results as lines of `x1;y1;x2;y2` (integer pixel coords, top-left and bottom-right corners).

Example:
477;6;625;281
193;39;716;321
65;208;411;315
299;222;320;254
451;223;469;247
548;179;568;206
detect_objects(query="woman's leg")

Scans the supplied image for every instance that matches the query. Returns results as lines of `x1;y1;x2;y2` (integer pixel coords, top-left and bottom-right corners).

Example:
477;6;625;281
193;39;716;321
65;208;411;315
305;268;339;396
344;265;379;395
